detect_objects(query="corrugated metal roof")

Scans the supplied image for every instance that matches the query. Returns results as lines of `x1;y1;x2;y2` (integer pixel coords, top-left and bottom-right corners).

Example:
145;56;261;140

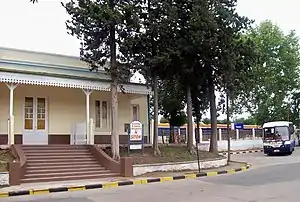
0;58;111;82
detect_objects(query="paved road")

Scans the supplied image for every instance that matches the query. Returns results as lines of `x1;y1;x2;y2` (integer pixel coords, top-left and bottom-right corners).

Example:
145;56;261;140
4;149;300;202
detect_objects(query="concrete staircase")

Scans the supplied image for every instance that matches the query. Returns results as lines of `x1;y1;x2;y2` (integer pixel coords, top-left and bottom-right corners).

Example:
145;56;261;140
21;145;119;183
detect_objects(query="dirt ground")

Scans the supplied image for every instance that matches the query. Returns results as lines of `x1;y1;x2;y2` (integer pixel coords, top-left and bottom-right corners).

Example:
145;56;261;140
0;149;15;172
105;145;223;165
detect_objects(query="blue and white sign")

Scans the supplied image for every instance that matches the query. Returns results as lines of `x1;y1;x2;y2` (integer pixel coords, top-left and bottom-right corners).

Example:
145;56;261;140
234;123;244;130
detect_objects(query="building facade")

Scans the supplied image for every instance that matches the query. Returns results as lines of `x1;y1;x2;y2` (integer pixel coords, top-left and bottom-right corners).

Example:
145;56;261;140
0;47;151;145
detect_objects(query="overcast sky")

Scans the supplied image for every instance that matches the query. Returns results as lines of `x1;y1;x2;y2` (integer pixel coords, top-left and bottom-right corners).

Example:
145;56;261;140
0;0;298;120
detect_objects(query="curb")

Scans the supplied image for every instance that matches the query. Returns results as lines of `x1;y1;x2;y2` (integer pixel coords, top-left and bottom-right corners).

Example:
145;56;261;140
0;164;251;198
219;149;263;155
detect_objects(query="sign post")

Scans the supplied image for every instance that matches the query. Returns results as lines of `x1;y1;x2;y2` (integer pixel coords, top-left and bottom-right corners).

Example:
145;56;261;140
128;121;143;153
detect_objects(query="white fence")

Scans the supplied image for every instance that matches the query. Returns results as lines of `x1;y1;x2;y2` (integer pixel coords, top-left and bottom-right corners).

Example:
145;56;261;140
150;124;264;151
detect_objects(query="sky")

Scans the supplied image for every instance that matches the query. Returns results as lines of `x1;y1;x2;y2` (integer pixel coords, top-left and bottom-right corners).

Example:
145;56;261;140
0;0;299;120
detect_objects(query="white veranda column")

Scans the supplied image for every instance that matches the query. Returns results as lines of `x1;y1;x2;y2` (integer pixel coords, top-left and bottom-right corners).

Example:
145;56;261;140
82;89;93;144
252;128;255;139
218;128;222;141
5;83;18;145
200;128;203;143
236;129;240;140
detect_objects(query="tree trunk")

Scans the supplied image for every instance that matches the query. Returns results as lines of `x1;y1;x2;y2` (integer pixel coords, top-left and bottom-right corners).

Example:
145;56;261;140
148;0;160;155
153;74;161;155
186;85;194;153
109;0;119;160
196;114;201;143
111;80;119;160
162;130;165;144
169;125;174;143
208;80;218;153
226;91;231;162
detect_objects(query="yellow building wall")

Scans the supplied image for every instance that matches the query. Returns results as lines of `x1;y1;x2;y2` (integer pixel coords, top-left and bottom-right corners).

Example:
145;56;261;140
0;83;149;137
0;83;9;134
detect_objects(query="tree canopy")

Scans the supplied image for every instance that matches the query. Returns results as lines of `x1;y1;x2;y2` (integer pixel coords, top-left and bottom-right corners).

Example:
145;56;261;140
239;20;300;125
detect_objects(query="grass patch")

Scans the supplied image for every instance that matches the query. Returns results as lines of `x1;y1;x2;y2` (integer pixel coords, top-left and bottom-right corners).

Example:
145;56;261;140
0;150;15;172
105;145;223;165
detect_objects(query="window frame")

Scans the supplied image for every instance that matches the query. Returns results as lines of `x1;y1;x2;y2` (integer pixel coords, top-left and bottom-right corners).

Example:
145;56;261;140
132;104;140;121
95;100;109;129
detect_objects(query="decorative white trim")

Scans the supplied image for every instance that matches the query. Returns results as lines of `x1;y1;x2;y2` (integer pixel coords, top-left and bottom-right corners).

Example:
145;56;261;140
124;84;152;95
0;72;152;95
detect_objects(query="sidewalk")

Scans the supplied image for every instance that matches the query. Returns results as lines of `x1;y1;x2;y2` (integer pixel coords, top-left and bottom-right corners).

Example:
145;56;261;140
0;161;247;194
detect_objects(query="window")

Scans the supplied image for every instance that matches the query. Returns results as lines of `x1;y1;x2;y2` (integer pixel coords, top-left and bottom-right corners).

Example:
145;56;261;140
24;97;34;130
132;105;139;121
36;98;46;130
263;126;289;141
124;123;130;133
95;100;108;128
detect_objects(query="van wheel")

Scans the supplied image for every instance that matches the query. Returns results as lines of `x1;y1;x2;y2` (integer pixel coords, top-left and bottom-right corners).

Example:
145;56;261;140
287;151;293;155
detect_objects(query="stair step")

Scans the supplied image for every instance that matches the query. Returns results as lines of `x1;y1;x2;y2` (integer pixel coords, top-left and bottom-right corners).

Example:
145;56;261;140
27;158;96;163
25;170;111;178
22;146;89;149
22;147;89;150
21;173;120;184
26;160;100;166
26;166;105;174
24;150;90;154
22;145;88;148
27;163;101;170
26;155;90;160
25;152;91;156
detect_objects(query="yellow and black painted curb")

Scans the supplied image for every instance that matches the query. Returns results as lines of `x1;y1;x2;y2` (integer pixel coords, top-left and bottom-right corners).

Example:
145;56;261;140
220;149;263;156
0;164;251;198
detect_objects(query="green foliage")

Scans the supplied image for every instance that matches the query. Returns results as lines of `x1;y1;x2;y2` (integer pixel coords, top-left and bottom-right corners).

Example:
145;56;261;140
158;79;187;127
234;117;258;125
240;20;300;124
192;84;209;123
289;92;300;127
202;118;211;124
202;117;258;125
62;0;142;80
159;117;169;123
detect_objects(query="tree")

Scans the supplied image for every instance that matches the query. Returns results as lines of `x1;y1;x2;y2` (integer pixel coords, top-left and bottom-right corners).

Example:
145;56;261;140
63;0;142;160
201;0;253;153
158;79;187;143
234;117;258;125
202;118;211;124
192;84;209;147
148;0;209;153
289;92;300;128
241;20;300;125
219;32;258;161
120;0;178;155
160;117;169;123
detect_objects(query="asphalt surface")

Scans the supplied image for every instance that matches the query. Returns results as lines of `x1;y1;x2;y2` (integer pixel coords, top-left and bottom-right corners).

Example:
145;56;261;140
4;148;300;202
